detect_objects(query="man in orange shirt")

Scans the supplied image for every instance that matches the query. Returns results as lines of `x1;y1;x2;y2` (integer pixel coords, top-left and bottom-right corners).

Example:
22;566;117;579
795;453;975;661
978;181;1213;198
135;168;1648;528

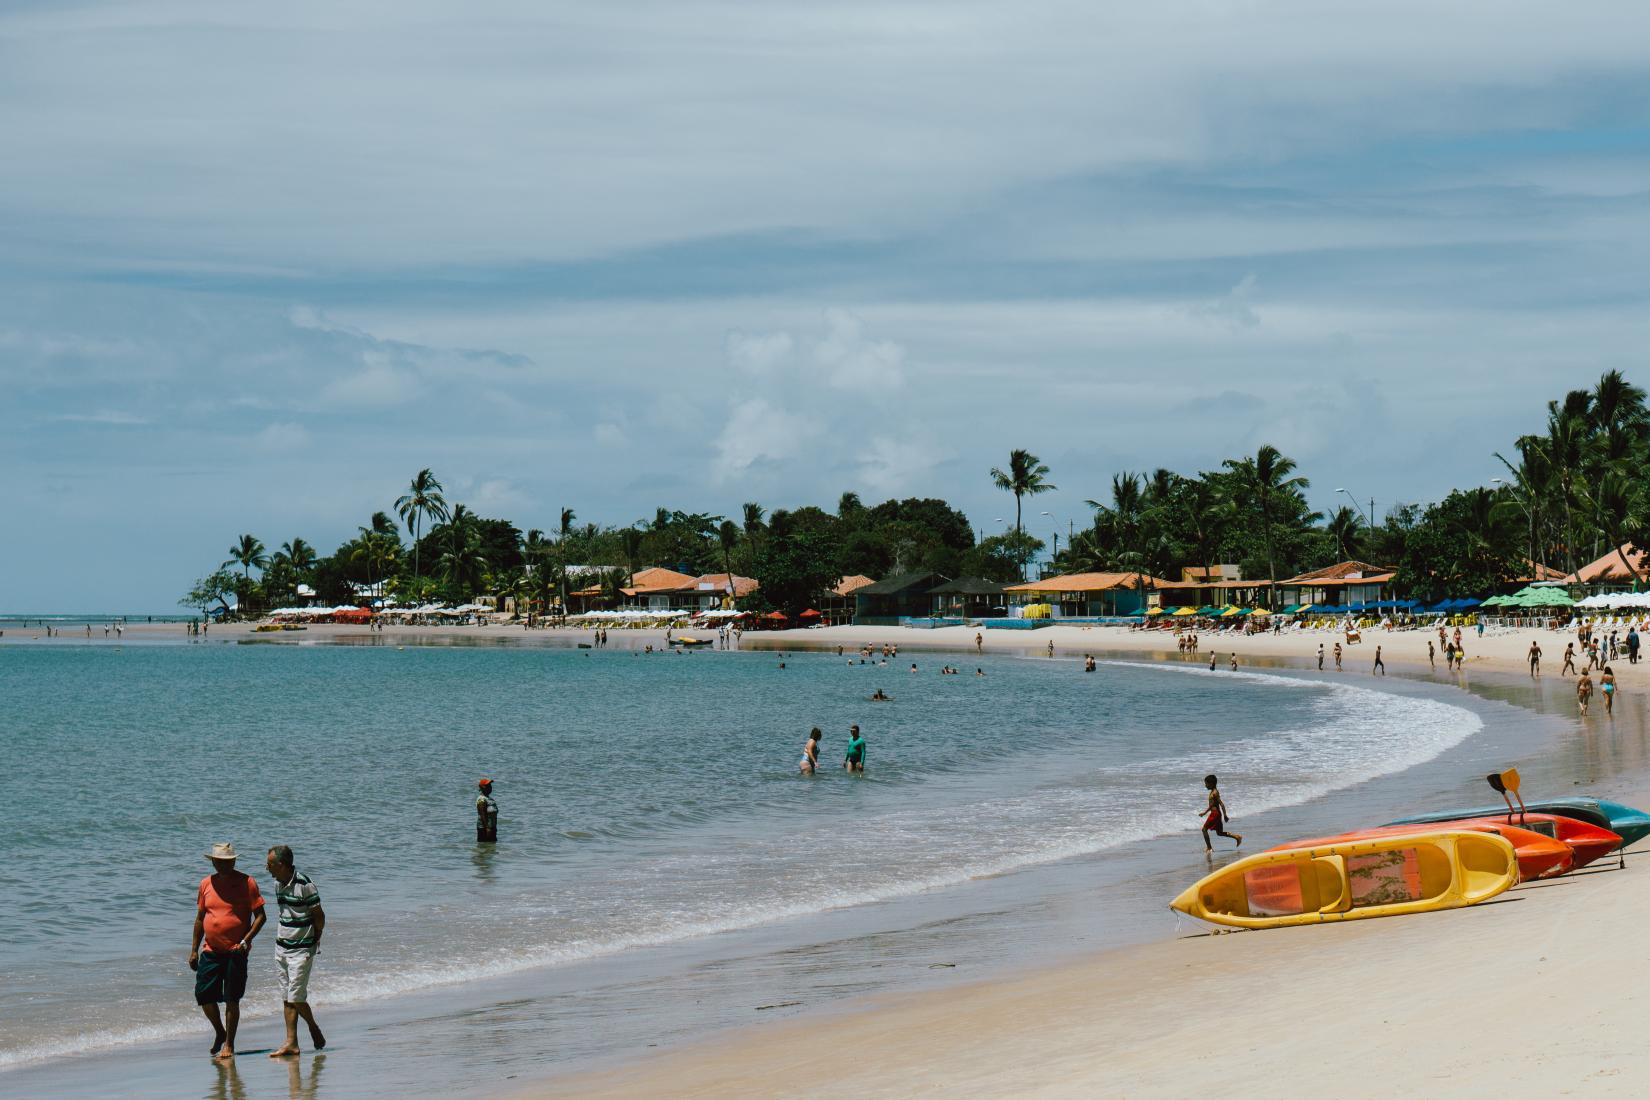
190;842;266;1061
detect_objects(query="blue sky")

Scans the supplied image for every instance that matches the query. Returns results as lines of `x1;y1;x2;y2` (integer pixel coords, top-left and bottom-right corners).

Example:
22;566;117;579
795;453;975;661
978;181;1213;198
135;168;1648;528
6;1;1650;612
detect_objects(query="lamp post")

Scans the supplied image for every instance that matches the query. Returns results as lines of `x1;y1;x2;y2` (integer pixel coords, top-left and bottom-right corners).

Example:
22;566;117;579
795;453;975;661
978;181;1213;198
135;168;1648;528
1335;487;1376;528
1041;510;1059;577
1491;477;1537;581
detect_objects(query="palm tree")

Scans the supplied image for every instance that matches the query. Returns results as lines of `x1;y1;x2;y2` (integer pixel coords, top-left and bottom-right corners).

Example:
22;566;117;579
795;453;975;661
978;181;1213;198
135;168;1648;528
1494;438;1550;575
619;527;645;589
1222;444;1310;609
1326;506;1363;561
1178;477;1229;586
555;508;576;619
224;534;268;580
838;491;863;519
395;468;449;580
1586;469;1650;589
274;538;318;579
990;449;1056;538
437;506;489;596
351;532;399;599
1087;473;1150;614
717;520;741;602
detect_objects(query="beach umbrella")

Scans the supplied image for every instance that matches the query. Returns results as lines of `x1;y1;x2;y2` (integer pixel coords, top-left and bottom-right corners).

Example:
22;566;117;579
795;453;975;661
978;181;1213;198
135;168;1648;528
799;608;822;618
1250;608;1271;617
764;610;788;620
1172;606;1198;616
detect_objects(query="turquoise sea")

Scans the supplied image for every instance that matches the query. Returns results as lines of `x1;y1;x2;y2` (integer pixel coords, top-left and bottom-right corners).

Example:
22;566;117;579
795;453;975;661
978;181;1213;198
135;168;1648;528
1;632;1593;1098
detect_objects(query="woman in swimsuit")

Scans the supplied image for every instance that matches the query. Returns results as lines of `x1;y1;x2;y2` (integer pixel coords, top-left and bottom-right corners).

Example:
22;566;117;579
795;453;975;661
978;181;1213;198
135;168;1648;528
1200;774;1242;850
799;728;821;774
1602;666;1617;716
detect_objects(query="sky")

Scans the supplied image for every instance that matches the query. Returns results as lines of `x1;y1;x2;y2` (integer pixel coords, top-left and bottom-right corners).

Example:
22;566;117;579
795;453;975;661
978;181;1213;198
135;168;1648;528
6;1;1650;612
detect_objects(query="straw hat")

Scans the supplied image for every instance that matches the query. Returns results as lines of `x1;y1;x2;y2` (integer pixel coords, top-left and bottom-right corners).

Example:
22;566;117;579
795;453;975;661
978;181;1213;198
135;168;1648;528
205;842;237;862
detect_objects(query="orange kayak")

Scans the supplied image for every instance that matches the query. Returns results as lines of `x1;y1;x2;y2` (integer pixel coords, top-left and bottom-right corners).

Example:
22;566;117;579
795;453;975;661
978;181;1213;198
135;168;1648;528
1417;813;1620;870
1270;821;1573;881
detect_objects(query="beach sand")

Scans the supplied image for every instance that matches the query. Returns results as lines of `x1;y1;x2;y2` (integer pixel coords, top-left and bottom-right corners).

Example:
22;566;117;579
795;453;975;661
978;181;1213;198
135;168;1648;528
16;616;1646;1097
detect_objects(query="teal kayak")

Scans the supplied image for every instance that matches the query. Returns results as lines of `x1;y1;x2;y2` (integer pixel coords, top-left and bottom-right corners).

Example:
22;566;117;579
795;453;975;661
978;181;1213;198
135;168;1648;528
1386;798;1650;850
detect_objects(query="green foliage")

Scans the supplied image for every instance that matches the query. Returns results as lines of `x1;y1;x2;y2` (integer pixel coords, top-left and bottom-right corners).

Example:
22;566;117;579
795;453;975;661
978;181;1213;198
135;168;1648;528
179;569;241;615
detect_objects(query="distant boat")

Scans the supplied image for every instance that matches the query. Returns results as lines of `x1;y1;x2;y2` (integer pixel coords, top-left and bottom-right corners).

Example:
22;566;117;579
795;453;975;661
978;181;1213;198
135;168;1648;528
1171;831;1517;930
668;636;712;647
1386;798;1650;850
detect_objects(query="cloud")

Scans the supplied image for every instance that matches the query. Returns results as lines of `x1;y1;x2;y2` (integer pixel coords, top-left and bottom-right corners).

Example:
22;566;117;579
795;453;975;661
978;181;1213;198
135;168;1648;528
318;352;424;406
856;435;948;495
249;422;311;450
47;409;148;425
712;397;815;480
593;422;627;446
726;330;794;373
1189;273;1261;330
813;308;904;390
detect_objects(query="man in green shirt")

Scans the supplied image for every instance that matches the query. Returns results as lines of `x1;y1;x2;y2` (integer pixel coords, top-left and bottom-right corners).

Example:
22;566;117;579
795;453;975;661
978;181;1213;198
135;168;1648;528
844;725;866;772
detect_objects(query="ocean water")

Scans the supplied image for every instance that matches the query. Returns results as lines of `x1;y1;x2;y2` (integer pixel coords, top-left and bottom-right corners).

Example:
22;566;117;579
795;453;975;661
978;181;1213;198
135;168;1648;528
0;637;1488;1080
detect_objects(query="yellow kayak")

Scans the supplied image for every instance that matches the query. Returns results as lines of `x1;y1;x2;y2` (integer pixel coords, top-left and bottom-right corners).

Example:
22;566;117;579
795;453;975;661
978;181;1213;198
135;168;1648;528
1170;830;1516;930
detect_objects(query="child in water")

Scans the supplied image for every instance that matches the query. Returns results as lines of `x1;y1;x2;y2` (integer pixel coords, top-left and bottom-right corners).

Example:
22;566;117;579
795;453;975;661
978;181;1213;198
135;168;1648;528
1200;774;1242;850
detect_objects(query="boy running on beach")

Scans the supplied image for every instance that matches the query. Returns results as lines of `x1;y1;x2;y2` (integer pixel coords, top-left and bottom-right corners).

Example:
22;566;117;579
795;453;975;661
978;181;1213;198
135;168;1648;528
1200;775;1242;850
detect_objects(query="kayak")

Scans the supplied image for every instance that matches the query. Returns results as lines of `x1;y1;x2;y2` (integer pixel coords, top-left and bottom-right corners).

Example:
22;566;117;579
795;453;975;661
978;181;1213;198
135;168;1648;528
1172;830;1517;930
1418;813;1620;871
1270;820;1573;880
1386;798;1650;850
669;637;712;647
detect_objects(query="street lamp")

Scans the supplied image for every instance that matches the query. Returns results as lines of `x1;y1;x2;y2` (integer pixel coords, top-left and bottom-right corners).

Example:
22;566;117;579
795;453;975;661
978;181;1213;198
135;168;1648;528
1335;487;1376;528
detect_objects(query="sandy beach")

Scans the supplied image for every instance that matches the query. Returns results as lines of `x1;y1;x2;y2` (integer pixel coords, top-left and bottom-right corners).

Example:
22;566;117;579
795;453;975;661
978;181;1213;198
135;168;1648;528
21;615;1649;1097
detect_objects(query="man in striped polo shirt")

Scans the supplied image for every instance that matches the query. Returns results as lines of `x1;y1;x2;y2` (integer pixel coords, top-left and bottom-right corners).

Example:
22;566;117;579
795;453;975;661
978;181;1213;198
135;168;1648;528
265;845;327;1057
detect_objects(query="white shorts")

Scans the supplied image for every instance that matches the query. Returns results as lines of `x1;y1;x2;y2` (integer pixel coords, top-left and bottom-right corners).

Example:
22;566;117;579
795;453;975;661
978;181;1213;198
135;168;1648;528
274;947;315;1003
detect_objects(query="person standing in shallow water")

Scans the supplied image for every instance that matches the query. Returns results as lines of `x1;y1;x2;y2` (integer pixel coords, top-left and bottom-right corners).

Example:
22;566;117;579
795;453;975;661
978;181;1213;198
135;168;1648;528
843;725;866;772
1200;775;1242;850
476;779;499;842
799;728;821;774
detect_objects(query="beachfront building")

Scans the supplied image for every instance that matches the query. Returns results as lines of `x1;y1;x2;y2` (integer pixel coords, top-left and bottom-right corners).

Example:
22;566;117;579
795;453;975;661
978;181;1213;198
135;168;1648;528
927;576;1009;619
683;572;760;611
1564;544;1650;591
1274;560;1395;610
854;572;950;623
820;575;875;625
1002;571;1170;618
1155;565;1272;609
568;566;698;614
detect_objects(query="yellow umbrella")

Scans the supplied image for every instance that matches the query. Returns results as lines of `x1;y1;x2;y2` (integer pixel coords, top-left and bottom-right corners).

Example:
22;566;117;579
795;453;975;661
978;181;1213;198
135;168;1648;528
1220;606;1242;617
1146;607;1165;616
1250;608;1271;617
1172;606;1198;617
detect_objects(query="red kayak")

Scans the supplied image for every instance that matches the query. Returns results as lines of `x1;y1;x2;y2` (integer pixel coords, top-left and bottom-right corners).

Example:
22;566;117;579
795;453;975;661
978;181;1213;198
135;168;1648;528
1419;813;1620;870
1270;821;1574;881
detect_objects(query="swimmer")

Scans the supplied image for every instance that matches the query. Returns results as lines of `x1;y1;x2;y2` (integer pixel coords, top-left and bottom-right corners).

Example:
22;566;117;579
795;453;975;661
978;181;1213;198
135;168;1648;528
799;728;821;774
870;689;891;702
843;725;866;772
1200;774;1243;850
975;668;985;676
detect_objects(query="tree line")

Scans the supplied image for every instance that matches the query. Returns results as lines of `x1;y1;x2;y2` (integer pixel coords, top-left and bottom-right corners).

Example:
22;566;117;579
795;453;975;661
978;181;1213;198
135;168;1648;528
183;370;1649;617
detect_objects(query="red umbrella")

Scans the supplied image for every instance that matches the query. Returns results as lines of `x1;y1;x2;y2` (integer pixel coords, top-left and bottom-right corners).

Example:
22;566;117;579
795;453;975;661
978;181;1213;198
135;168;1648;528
764;610;788;620
799;608;822;618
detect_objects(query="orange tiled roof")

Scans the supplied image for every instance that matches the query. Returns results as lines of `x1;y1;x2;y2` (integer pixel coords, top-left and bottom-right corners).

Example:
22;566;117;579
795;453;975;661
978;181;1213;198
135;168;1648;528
571;566;700;597
1565;544;1650;584
688;573;760;597
831;574;876;597
1278;561;1396;586
1004;571;1171;594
